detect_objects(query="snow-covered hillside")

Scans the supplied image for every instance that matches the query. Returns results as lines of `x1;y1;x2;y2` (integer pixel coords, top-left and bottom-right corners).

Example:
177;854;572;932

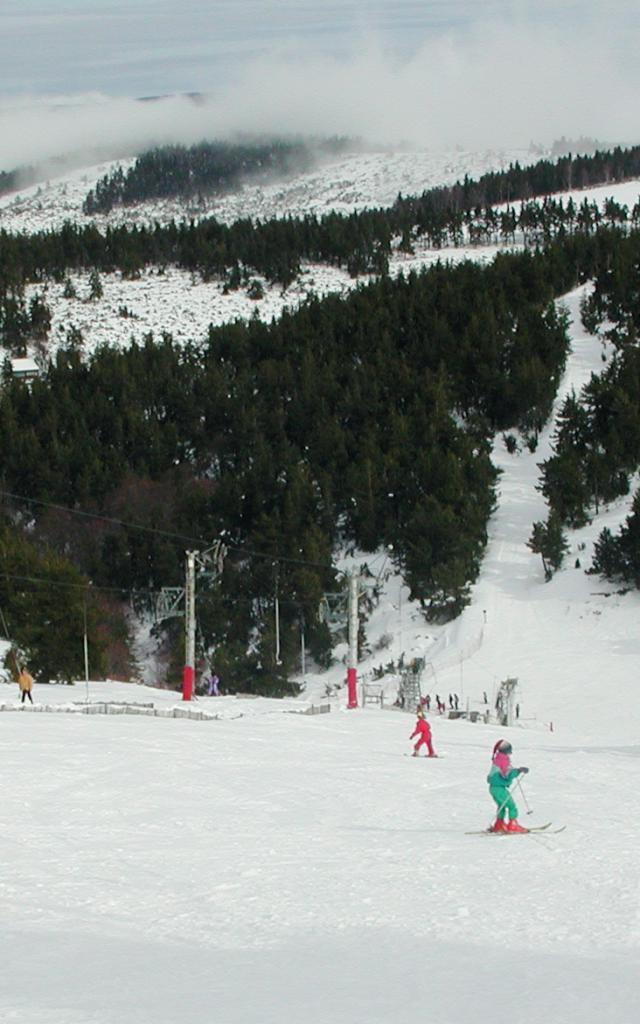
3;149;639;357
2;145;529;354
0;145;534;234
2;145;640;734
2;146;640;1023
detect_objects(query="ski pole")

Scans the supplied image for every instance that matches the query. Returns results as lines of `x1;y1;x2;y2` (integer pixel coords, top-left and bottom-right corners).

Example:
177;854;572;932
516;777;533;815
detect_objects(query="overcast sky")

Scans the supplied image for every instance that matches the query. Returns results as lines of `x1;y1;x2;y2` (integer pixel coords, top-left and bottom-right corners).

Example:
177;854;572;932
3;1;638;97
1;1;639;169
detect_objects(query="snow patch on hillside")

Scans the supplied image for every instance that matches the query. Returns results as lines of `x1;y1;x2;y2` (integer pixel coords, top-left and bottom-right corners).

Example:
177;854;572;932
7;174;639;359
0;146;532;235
21;244;503;357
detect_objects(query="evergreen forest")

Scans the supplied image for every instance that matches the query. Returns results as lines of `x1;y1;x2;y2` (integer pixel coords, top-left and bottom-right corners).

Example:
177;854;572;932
536;230;640;585
82;137;353;214
2;141;640;689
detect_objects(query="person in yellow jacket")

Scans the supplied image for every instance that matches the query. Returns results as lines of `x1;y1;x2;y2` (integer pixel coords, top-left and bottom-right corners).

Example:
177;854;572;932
18;667;34;705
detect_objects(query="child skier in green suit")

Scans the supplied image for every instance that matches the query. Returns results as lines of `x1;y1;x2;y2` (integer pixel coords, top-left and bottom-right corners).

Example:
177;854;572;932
487;739;529;832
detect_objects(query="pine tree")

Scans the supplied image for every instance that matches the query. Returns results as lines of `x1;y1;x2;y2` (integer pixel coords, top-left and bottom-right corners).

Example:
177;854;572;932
527;512;569;581
88;269;103;300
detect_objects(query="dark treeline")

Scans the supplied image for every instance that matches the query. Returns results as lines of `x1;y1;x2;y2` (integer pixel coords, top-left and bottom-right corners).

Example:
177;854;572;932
75;140;640;273
540;230;640;528
0;145;639;324
393;143;640;223
0;142;638;306
1;231;603;688
83;137;353;214
579;235;640;348
592;491;640;587
536;230;640;586
1;153;115;199
83;138;640;222
1;193;638;336
0;521;108;683
0;163;61;198
0;197;638;326
0;167;32;197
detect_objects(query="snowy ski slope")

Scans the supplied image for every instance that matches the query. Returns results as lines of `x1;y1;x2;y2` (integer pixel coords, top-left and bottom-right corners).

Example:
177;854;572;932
1;149;640;1023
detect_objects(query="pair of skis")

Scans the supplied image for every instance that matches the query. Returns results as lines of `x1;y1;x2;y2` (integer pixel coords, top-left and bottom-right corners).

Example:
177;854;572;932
466;822;566;836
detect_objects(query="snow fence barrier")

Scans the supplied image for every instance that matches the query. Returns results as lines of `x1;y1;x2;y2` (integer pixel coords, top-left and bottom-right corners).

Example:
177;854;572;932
0;701;222;722
0;700;330;721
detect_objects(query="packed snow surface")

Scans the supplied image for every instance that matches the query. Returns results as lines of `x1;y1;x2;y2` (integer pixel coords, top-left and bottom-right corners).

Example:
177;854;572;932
1;687;638;1023
2;279;640;1022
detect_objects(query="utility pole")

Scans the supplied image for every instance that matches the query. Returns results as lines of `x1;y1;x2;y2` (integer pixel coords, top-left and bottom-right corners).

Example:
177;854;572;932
346;569;359;709
83;592;90;702
274;567;281;665
319;569;364;709
300;614;306;686
180;542;226;702
182;550;197;701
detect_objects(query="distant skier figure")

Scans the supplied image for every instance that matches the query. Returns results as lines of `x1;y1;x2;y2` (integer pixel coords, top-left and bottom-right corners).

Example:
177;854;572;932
487;739;529;832
18;667;34;705
207;672;220;696
410;708;436;757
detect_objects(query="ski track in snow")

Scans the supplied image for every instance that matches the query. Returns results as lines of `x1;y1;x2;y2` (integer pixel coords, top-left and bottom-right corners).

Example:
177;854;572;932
1;148;640;1023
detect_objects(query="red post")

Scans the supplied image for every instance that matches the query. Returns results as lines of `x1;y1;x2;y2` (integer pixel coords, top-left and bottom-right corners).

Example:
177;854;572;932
347;666;358;709
346;571;359;708
182;664;194;702
182;550;196;701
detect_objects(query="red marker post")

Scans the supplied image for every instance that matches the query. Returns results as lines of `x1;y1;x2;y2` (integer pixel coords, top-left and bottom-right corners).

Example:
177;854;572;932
347;572;359;708
182;551;196;701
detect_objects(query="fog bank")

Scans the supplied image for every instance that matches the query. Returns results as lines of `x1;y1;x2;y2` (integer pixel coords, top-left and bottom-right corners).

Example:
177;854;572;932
1;12;639;172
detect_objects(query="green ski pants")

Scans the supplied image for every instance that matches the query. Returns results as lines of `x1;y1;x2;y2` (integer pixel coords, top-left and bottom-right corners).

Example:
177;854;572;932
489;786;518;820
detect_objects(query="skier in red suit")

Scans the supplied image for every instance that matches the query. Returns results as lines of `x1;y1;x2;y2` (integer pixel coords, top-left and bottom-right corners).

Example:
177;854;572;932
410;708;436;757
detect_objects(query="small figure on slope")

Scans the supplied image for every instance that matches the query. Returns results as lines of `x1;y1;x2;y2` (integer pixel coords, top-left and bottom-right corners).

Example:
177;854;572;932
410;708;436;757
487;739;529;832
18;666;34;705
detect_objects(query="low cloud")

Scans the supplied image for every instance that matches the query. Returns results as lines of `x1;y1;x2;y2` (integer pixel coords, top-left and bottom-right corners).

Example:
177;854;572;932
1;12;639;173
208;17;640;150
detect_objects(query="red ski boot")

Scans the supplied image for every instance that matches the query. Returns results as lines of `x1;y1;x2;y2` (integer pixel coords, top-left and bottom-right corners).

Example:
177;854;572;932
507;819;528;833
489;818;509;833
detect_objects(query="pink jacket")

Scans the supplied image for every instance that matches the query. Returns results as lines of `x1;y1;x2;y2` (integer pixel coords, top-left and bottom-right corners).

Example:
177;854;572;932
410;718;431;739
492;751;511;777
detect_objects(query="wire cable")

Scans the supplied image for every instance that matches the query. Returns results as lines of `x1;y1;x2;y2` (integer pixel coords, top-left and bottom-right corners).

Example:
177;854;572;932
0;489;208;545
0;487;341;574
